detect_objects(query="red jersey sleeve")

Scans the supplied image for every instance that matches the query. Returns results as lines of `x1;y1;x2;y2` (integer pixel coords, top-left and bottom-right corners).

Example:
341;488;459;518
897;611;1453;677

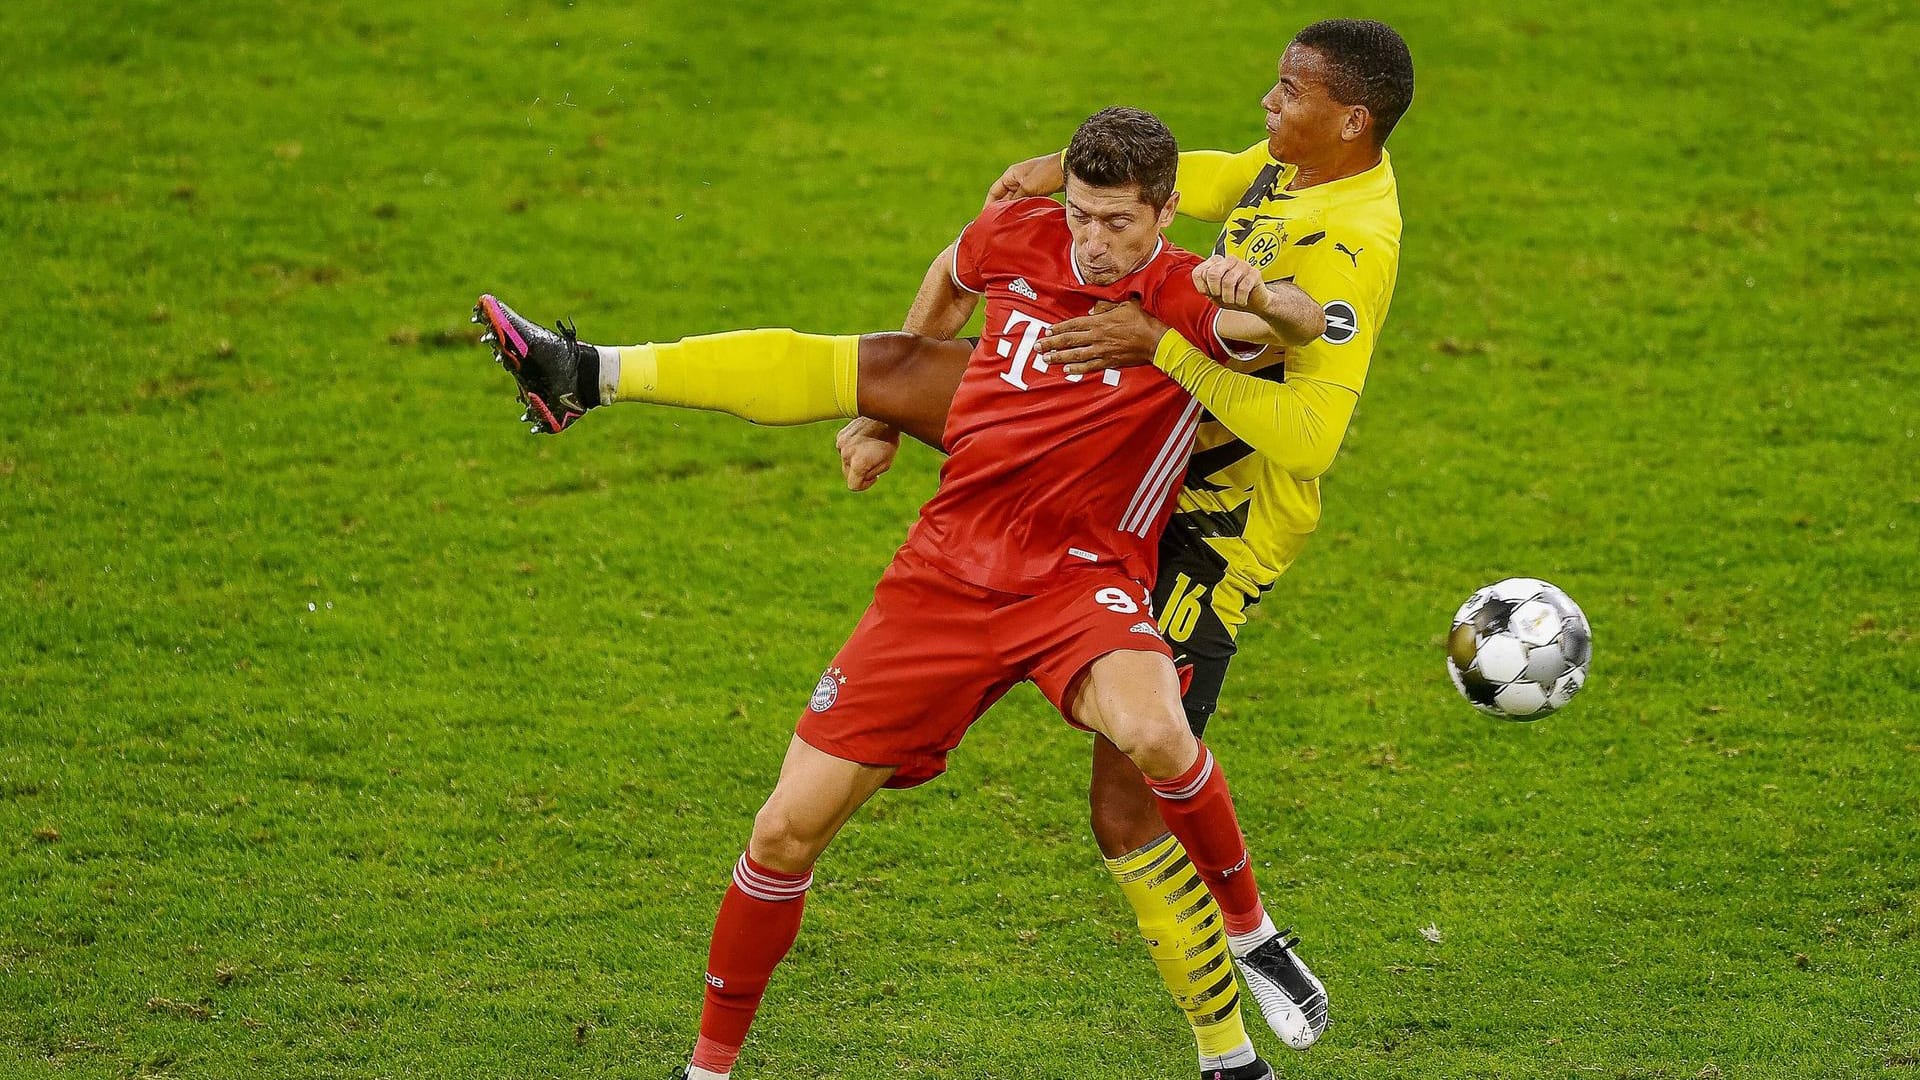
1147;262;1263;364
952;198;1060;295
951;199;1016;294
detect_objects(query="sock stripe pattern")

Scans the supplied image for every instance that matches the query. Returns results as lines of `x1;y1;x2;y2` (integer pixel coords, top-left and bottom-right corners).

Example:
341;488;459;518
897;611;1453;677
1111;838;1184;884
1164;870;1207;904
1148;853;1196;889
1153;748;1217;801
732;855;813;903
1106;833;1252;1064
1185;919;1225;960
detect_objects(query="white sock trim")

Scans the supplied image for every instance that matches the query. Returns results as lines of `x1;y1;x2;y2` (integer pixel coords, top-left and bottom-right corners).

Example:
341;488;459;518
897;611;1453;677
686;1067;729;1080
1198;1038;1258;1071
1154;747;1216;801
596;345;623;403
1226;911;1277;958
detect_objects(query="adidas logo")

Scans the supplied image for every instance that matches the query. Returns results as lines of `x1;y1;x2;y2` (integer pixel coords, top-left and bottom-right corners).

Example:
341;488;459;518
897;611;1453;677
1129;621;1161;636
1009;277;1038;300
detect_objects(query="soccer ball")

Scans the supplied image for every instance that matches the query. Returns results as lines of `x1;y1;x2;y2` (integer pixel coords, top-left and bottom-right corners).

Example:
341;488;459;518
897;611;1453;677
1445;578;1591;721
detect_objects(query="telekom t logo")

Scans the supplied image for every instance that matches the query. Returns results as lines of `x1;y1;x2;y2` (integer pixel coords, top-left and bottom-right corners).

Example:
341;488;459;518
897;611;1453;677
996;309;1122;390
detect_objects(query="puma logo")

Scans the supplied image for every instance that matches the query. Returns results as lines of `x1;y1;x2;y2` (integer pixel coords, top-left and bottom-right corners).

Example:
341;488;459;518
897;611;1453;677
1334;242;1363;267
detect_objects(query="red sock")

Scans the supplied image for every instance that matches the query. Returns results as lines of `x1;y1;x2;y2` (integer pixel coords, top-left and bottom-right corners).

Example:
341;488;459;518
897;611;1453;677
691;853;813;1074
1145;743;1265;935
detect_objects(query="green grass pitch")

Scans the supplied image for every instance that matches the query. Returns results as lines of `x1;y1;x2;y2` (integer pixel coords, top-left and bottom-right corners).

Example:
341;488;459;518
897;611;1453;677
3;1;1917;1077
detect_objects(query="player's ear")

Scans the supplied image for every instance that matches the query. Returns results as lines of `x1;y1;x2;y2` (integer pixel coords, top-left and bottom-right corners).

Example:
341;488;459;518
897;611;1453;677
1156;190;1180;229
1342;105;1371;144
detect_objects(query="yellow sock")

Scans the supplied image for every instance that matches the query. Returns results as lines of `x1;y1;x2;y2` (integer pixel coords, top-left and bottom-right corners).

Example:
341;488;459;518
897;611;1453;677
610;329;860;425
1107;833;1252;1065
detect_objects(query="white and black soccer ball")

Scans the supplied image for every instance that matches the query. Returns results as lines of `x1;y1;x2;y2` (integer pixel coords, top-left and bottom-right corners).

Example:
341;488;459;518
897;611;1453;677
1446;578;1591;721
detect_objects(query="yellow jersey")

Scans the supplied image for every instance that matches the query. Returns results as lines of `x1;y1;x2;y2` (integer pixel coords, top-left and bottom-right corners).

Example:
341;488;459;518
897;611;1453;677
1150;141;1402;646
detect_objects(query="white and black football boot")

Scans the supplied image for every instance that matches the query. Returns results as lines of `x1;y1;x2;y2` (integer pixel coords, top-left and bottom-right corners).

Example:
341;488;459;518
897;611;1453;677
1236;929;1329;1050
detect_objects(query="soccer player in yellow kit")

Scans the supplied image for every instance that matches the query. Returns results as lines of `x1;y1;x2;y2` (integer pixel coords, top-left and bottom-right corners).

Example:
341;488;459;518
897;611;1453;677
472;20;1411;1080
864;21;1410;1075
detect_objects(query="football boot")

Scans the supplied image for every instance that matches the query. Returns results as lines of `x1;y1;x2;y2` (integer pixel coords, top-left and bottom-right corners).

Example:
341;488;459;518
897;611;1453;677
472;293;597;434
1204;1056;1275;1080
1235;929;1329;1050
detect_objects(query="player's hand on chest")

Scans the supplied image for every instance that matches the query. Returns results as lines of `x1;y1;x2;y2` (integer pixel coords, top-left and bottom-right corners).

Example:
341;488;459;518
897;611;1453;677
987;304;1124;392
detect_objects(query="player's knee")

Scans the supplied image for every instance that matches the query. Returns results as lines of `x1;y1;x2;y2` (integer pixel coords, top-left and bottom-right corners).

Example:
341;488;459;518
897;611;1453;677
856;332;954;445
749;801;824;875
1106;708;1197;781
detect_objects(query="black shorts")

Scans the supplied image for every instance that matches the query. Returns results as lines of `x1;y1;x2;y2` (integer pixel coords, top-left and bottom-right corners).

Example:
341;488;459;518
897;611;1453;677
1152;532;1247;738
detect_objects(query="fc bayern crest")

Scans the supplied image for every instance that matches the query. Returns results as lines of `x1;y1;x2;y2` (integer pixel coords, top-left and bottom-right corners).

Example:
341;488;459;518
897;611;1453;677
809;667;845;712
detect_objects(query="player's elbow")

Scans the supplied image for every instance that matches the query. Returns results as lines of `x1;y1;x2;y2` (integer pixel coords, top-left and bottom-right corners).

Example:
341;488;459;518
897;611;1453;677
1288;307;1328;347
1269;383;1357;480
1239;434;1337;482
1268;304;1325;348
1282;443;1340;482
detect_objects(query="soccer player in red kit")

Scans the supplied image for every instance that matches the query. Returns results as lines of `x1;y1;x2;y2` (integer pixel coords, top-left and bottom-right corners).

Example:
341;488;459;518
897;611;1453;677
476;107;1328;1079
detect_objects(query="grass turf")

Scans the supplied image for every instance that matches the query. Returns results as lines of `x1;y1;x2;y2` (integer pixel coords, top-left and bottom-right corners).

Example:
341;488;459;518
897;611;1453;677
3;1;1917;1077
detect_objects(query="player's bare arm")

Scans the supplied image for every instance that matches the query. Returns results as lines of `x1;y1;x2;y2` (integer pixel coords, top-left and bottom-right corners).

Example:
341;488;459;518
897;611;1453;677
985;152;1065;204
903;243;979;338
1039;258;1322;376
1037;300;1168;374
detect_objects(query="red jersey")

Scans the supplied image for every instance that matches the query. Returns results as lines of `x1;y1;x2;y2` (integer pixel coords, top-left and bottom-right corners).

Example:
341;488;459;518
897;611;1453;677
904;198;1254;595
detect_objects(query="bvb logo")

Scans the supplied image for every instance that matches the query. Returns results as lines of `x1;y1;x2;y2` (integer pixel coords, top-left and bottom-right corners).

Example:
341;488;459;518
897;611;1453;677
1243;225;1283;270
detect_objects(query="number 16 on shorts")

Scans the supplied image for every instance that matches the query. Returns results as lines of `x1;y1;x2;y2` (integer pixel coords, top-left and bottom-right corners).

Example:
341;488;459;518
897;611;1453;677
1157;572;1209;644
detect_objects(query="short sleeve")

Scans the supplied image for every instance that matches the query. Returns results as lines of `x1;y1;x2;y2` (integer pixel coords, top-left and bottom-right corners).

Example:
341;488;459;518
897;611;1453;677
952;199;1021;294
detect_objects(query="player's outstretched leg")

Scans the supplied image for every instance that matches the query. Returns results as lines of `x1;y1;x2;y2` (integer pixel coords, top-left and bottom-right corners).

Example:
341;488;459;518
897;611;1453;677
1072;652;1328;1052
471;296;967;444
680;735;895;1080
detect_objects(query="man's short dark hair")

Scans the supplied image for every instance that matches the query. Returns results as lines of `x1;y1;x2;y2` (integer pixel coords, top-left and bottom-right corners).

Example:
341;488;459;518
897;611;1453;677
1293;19;1415;145
1065;106;1179;208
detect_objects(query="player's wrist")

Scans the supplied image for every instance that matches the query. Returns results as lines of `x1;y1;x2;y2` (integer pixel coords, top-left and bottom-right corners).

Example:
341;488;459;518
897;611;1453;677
1043;150;1067;193
1245;282;1280;317
846;416;899;441
1150;329;1191;372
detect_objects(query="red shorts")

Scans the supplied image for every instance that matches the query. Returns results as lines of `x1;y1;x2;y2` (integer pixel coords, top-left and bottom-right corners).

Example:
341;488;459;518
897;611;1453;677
795;546;1173;789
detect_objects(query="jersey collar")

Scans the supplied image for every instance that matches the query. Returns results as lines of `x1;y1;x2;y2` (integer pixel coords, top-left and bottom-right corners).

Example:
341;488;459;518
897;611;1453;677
1068;235;1166;287
1277;149;1394;198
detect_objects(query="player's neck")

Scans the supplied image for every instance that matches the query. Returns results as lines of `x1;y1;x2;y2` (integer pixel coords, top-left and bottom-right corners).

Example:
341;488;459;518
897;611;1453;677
1285;146;1382;192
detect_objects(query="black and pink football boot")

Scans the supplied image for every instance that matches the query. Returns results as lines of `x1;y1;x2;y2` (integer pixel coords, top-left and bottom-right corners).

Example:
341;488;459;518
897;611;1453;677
472;293;599;434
